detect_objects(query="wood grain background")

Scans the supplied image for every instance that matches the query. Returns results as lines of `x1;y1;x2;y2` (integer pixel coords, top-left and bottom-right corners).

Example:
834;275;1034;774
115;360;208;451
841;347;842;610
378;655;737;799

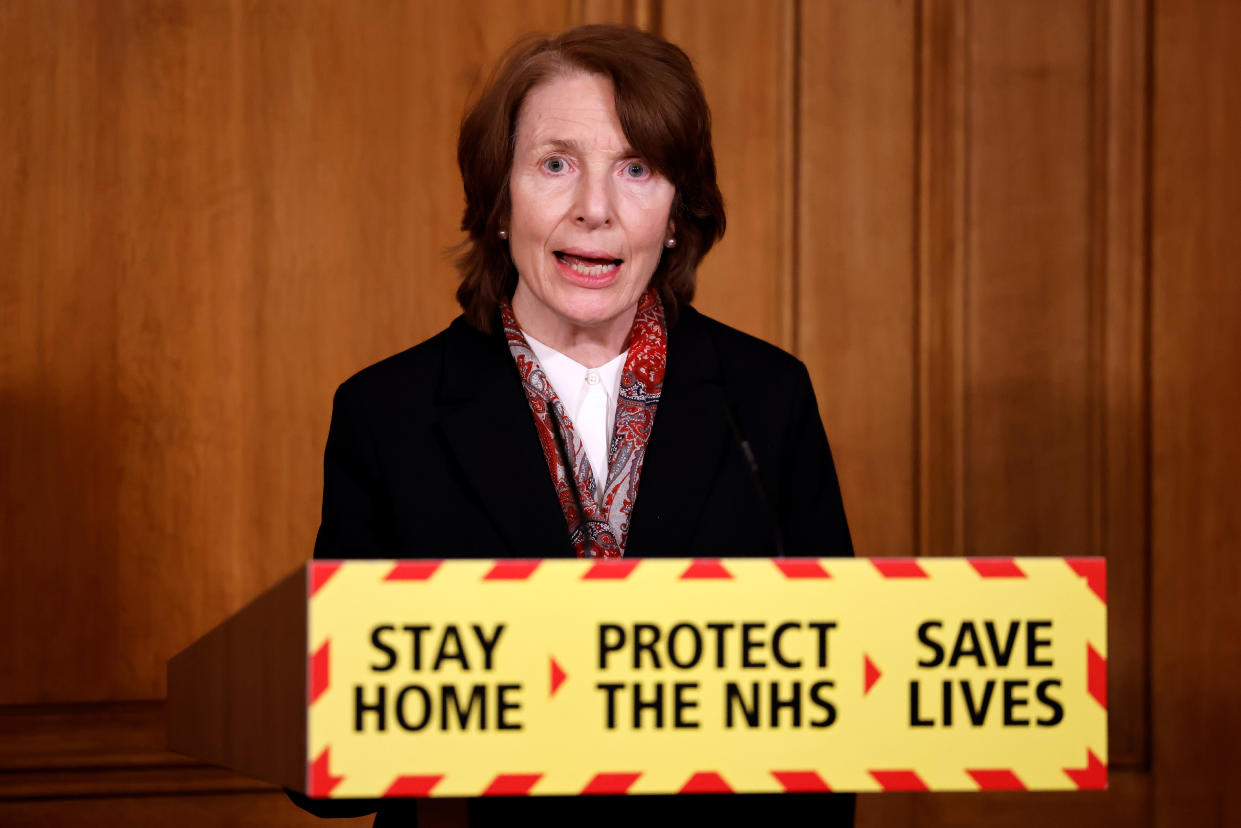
2;0;1237;825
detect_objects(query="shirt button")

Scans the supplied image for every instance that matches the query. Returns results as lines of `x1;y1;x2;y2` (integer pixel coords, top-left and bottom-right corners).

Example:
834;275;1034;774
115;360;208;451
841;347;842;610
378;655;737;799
585;371;600;385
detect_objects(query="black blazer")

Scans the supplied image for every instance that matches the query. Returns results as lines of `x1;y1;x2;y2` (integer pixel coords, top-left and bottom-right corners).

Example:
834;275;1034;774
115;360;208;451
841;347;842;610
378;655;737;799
288;305;855;826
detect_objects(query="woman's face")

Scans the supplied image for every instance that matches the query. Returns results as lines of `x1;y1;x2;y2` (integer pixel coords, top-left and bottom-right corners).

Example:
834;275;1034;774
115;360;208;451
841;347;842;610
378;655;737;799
507;71;675;342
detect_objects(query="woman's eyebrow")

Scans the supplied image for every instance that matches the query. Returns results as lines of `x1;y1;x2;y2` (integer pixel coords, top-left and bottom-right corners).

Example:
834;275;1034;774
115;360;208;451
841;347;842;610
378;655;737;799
534;137;638;157
535;137;584;154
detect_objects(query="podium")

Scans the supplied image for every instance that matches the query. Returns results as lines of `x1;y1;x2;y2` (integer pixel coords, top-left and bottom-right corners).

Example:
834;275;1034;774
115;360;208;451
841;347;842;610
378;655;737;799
168;557;1107;798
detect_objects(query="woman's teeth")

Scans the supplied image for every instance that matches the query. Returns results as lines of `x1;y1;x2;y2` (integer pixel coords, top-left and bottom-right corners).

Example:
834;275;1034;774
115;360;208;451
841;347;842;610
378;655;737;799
558;253;619;277
567;259;617;276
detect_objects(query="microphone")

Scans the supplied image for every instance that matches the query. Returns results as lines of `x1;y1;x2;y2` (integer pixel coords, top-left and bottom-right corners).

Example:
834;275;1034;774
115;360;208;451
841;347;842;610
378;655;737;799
722;402;788;558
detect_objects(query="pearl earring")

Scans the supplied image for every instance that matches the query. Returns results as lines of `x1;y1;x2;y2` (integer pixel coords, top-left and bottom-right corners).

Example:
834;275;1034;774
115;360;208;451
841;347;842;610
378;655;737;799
664;237;677;248
498;229;508;240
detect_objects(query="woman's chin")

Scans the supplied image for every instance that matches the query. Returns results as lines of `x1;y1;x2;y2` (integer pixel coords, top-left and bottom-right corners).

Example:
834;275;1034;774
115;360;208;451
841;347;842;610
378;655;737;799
552;293;639;330
513;273;648;336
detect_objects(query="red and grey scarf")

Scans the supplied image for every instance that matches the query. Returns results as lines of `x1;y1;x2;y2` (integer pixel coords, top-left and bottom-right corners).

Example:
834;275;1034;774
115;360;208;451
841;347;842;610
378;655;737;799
500;288;666;558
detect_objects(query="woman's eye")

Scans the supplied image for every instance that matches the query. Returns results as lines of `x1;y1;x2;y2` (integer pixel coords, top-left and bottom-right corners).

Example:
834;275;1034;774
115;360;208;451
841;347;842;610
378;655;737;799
543;157;566;173
625;162;648;178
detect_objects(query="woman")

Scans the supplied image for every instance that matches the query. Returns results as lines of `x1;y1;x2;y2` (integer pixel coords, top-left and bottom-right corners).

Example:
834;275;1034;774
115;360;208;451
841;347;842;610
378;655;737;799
291;22;854;828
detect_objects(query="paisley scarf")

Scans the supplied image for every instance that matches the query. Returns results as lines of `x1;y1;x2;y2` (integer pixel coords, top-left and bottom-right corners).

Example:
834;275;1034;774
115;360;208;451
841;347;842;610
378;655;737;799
500;288;666;557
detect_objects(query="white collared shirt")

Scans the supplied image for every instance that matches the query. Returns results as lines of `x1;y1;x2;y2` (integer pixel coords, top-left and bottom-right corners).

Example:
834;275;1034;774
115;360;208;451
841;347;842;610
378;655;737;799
524;332;627;494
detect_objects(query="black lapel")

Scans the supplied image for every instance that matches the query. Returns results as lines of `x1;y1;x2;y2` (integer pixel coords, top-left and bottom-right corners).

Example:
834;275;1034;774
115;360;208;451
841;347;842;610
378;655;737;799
433;317;575;558
625;307;733;556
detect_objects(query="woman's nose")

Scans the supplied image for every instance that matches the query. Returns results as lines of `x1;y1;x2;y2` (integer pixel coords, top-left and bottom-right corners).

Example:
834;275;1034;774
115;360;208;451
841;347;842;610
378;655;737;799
573;168;613;229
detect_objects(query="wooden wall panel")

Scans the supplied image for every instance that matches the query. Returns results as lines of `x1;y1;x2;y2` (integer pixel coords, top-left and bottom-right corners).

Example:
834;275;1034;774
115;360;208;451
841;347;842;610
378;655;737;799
918;0;970;562
0;792;371;828
0;0;570;706
2;0;129;703
946;0;1151;773
0;702;253;799
1096;0;1151;772
910;770;1150;827
663;0;797;349
1151;0;1241;824
797;0;918;560
577;0;660;30
963;0;1095;557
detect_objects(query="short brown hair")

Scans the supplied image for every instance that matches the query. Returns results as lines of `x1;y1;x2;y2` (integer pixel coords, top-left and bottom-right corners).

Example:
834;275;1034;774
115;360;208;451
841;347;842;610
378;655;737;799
455;24;726;331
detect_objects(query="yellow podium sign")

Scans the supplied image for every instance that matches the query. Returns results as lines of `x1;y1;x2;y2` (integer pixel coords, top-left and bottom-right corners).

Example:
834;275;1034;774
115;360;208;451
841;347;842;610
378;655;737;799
306;558;1106;797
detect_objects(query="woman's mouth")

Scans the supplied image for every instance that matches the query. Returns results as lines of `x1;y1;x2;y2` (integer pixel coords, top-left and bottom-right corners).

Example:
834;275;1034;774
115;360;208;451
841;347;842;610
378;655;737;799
554;251;623;284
